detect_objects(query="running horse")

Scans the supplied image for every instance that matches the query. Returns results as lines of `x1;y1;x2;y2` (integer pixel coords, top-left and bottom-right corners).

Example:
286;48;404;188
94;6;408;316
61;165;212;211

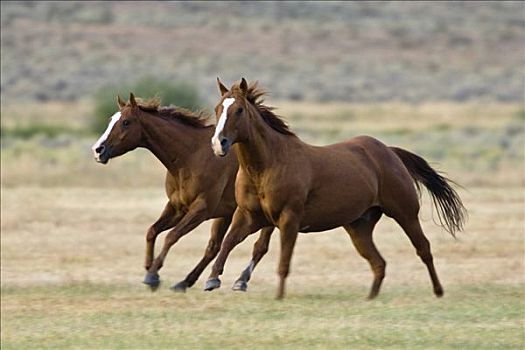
91;93;274;291
205;78;466;299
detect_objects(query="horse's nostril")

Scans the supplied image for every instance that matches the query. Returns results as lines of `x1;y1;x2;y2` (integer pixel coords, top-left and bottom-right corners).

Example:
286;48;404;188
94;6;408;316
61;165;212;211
96;145;105;154
220;138;228;147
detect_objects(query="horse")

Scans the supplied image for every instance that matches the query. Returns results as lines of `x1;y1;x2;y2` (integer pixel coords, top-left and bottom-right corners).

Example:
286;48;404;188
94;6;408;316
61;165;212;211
205;78;466;299
91;93;274;292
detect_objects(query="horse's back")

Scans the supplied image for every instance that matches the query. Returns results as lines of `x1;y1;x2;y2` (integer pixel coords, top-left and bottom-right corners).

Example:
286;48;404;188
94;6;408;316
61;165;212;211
298;135;417;228
308;135;389;187
297;136;385;228
335;135;421;217
325;135;410;176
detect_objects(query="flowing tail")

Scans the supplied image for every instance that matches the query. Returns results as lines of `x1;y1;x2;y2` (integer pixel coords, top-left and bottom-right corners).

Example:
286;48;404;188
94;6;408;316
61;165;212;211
390;147;467;237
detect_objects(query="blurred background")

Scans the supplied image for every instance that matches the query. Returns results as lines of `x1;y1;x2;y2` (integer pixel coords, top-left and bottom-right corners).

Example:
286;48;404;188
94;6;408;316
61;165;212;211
1;1;524;187
1;2;524;349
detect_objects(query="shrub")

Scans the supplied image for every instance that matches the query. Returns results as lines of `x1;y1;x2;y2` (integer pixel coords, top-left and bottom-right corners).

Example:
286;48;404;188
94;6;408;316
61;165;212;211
91;76;203;134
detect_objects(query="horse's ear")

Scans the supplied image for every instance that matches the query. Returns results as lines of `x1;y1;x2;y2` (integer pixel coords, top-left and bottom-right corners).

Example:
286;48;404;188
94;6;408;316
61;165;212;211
129;92;137;108
240;78;248;95
117;95;126;109
217;77;229;96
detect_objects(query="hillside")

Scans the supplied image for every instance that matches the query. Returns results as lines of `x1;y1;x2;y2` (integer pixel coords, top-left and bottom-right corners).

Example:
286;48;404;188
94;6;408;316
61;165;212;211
1;1;524;104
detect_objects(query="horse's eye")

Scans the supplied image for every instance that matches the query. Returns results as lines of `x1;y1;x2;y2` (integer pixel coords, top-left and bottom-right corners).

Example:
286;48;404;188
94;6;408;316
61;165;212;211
122;119;130;127
236;107;243;115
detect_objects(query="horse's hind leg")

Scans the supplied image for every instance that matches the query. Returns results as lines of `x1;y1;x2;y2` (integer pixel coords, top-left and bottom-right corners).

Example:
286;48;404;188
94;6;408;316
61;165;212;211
344;207;385;300
170;216;232;292
232;227;275;291
396;217;444;297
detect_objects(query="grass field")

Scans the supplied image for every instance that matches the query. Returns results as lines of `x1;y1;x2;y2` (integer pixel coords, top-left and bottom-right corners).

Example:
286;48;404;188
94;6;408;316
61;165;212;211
2;2;524;347
1;101;524;187
1;99;524;348
1;186;524;349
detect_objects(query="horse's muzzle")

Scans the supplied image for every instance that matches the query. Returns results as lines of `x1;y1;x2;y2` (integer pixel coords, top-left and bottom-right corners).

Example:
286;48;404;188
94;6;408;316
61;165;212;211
93;144;111;164
212;136;230;157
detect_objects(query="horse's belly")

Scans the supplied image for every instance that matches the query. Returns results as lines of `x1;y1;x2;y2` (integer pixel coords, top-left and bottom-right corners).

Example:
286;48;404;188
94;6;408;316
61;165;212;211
299;191;375;232
298;222;341;233
298;209;360;232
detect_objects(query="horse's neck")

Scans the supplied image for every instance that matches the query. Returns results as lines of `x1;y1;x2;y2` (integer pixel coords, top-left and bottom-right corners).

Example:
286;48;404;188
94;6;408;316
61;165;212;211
236;115;289;176
140;115;209;172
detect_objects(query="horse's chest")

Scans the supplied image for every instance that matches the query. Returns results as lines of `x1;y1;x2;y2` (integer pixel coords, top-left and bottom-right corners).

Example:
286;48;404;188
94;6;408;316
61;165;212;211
257;188;288;224
167;182;201;211
168;191;191;210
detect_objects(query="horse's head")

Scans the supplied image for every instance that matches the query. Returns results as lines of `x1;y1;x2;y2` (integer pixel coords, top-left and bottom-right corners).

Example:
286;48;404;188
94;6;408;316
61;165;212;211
211;77;252;157
91;93;144;164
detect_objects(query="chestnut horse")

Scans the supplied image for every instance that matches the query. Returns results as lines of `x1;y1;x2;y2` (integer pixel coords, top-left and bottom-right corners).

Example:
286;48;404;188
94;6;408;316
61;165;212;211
205;78;466;299
91;93;274;291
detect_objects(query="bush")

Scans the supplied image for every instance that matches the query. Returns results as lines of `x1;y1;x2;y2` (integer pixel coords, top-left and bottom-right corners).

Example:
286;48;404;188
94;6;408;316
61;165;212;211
91;76;203;134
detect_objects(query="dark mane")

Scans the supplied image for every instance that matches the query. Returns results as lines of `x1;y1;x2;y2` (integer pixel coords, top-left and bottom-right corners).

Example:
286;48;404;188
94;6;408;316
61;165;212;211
232;82;295;136
129;97;211;129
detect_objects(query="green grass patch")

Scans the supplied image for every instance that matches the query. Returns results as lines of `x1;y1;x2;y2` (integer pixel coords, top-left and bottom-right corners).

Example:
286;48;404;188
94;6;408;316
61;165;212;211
1;123;88;139
1;283;524;350
514;109;525;120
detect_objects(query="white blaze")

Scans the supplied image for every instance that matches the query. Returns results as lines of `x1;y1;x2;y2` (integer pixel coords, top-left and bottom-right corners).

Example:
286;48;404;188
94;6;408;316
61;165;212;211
91;111;121;160
211;98;235;155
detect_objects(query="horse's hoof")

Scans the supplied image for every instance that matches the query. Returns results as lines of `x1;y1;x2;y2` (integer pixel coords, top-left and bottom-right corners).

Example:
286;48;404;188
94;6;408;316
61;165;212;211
232;280;248;292
434;287;444;298
143;272;160;291
170;281;188;293
204;277;221;291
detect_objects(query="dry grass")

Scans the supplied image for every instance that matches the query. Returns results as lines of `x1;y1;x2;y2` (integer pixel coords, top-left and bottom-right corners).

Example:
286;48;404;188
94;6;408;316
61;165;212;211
0;100;92;130
1;187;523;288
1;99;524;348
1;100;523;188
1;186;524;349
277;101;523;133
2;100;521;133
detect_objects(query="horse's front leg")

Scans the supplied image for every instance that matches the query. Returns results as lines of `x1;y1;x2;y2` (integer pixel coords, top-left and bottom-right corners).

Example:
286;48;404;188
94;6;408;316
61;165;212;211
143;199;208;291
170;216;232;292
275;209;301;300
232;226;275;291
204;208;264;291
144;202;180;271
